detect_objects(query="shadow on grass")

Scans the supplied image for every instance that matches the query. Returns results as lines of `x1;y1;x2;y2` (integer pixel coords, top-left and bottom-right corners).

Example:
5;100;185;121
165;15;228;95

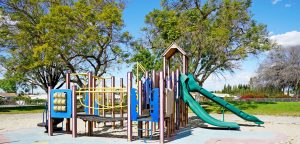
0;106;45;113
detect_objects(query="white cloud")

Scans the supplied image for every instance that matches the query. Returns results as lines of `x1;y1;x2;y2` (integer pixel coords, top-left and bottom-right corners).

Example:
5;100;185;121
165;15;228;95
284;4;291;7
272;0;282;5
270;31;300;47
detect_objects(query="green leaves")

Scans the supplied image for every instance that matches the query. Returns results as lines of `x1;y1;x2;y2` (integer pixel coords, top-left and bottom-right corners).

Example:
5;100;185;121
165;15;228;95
0;0;131;92
143;0;273;85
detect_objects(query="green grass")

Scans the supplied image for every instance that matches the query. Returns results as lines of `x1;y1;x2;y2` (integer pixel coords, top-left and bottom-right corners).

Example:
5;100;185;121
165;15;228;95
0;106;45;114
243;102;300;116
191;102;300;116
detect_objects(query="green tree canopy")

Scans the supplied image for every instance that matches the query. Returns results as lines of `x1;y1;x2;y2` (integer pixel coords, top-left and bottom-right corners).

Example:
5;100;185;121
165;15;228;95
142;0;273;85
0;0;131;92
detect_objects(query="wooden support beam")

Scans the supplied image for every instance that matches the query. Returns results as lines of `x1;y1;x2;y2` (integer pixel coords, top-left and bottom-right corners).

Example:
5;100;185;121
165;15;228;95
66;72;71;133
127;72;132;141
138;80;143;138
48;86;53;136
88;72;93;136
151;70;156;133
120;78;124;127
159;71;165;143
176;69;180;130
102;79;106;126
72;85;77;138
111;76;115;129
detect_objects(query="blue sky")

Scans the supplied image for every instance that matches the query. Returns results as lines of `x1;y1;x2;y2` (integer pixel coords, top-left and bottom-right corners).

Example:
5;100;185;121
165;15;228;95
119;0;300;91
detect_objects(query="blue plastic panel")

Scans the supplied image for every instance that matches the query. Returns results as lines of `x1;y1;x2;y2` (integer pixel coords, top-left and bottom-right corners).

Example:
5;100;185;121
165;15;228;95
94;97;99;115
50;89;72;118
130;88;138;121
84;92;89;114
144;78;152;108
150;88;159;122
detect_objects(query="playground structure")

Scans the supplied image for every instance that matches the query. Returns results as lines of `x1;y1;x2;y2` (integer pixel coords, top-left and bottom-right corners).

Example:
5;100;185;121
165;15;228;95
45;43;264;143
47;72;127;137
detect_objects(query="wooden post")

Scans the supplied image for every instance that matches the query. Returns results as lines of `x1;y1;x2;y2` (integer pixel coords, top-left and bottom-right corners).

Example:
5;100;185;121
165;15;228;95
171;71;175;135
182;56;188;126
159;71;165;143
72;85;77;138
163;57;166;79
48;86;53;136
175;69;180;130
111;76;115;129
102;79;106;126
145;72;149;137
88;72;93;136
127;72;132;141
120;78;124;127
151;70;156;133
93;77;97;128
66;72;71;133
138;80;143;138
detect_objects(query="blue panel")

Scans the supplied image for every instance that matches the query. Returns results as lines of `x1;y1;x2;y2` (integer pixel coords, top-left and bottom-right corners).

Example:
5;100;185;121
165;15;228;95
84;92;89;114
145;78;152;108
50;89;72;118
130;88;138;121
150;88;159;122
94;97;99;115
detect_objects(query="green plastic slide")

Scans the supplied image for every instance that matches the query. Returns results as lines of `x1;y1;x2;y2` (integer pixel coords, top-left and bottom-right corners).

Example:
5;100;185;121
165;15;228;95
180;74;240;129
184;73;264;125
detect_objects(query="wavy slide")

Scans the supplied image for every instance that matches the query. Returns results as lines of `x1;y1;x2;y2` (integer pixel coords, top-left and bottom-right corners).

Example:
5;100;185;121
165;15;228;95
180;74;240;129
180;73;264;129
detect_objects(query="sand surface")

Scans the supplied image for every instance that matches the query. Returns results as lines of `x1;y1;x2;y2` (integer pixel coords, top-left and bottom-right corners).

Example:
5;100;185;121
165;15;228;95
0;113;299;143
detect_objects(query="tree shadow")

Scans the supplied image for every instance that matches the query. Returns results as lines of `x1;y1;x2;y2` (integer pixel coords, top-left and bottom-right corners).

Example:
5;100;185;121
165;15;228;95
0;106;44;113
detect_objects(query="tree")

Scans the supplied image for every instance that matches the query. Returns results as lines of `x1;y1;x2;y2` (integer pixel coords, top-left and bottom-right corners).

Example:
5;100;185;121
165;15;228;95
37;0;131;86
253;46;300;97
0;78;17;93
142;0;272;85
127;41;162;79
0;0;66;92
0;0;131;92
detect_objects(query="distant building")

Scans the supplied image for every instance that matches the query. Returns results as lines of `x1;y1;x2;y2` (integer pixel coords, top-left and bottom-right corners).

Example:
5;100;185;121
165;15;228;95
0;93;17;100
28;94;47;100
212;93;234;98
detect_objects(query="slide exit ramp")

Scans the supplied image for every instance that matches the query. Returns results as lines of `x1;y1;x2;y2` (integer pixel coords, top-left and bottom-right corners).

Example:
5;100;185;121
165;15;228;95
180;74;240;129
185;73;264;125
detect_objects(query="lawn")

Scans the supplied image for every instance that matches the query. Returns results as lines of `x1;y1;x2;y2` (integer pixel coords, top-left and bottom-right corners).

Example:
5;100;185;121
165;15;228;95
197;102;300;116
0;106;45;114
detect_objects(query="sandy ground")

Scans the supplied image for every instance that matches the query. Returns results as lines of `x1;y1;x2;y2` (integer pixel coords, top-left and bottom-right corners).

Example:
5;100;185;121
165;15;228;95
0;113;299;143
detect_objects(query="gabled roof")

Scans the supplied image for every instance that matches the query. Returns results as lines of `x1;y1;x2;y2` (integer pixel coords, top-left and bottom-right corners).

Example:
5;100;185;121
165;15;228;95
163;43;187;59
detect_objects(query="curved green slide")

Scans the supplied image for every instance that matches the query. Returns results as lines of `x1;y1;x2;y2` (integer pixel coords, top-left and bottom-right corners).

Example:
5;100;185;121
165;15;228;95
180;74;240;129
184;73;264;125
